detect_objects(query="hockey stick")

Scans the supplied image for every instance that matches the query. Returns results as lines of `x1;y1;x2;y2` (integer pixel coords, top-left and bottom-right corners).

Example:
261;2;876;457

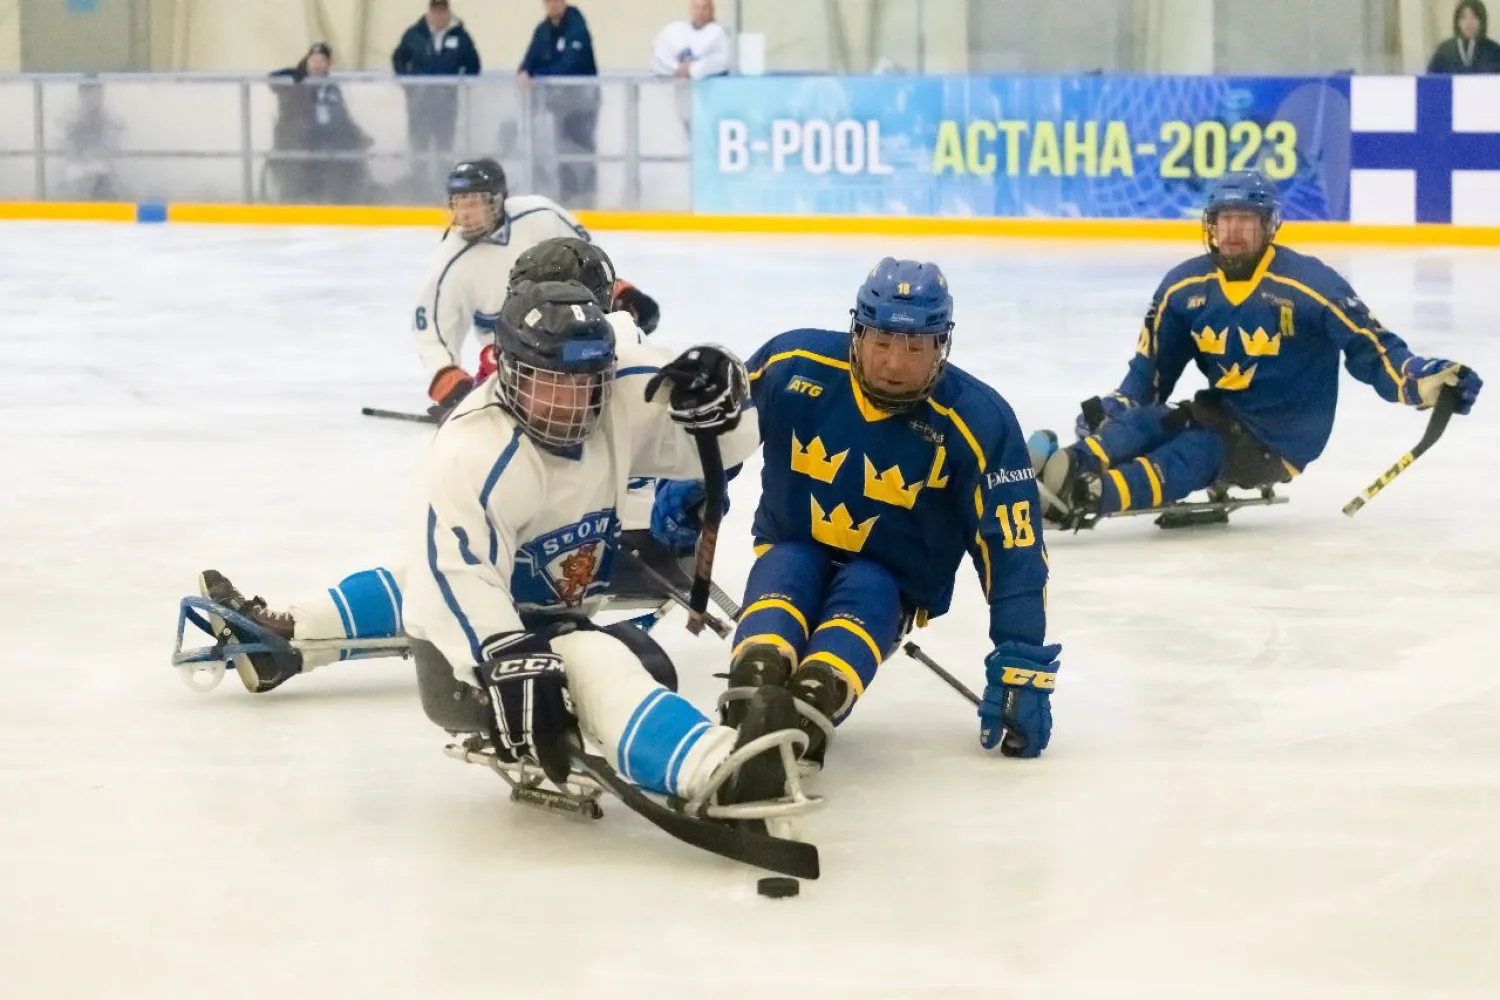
616;545;732;638
360;406;436;424
690;564;982;707
571;752;820;879
687;430;727;636
901;641;981;706
1342;376;1464;517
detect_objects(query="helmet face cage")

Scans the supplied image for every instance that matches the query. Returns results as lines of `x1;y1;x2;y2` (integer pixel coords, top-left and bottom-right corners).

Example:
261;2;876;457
496;355;615;450
848;317;952;411
1201;173;1282;277
450;191;503;242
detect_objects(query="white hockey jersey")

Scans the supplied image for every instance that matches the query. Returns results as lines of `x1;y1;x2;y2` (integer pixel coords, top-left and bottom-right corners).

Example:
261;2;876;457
412;195;588;380
404;337;760;681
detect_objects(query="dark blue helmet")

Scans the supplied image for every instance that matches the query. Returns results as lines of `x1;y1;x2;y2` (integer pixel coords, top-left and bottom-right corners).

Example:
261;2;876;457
447;158;507;241
1203;171;1281;277
849;258;954;411
852;258;955;337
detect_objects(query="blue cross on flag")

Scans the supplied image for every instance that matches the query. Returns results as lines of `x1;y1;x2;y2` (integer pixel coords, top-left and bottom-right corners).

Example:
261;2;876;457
1349;75;1500;225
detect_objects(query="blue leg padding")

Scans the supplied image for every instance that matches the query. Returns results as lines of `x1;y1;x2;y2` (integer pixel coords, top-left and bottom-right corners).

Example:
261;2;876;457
802;559;905;713
328;567;403;639
617;688;715;797
1076;403;1176;471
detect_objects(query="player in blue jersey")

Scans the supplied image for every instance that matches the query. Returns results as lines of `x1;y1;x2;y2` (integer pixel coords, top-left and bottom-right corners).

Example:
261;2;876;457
653;259;1060;764
1029;170;1483;529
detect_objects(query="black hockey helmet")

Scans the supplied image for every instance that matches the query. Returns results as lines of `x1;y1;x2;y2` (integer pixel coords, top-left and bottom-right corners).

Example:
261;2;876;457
494;279;617;451
509;237;617;311
446;158;506;240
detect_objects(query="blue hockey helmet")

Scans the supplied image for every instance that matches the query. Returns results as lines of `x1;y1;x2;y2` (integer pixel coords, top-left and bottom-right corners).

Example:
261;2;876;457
849;258;954;410
1203;170;1282;278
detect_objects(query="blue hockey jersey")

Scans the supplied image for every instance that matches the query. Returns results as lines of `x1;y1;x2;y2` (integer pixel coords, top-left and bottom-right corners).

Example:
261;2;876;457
1116;244;1419;469
745;328;1048;649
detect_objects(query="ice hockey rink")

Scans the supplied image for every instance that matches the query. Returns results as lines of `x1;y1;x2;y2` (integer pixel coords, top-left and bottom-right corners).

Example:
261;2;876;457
1;220;1497;1000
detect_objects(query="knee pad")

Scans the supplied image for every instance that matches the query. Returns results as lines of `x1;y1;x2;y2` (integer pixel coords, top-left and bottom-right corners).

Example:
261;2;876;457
602;619;678;692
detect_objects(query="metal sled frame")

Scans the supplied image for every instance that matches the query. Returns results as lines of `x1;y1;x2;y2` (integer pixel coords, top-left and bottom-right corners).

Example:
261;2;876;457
172;592;673;693
1076;484;1288;531
446;728;821;824
444;734;607;820
171;596;411;692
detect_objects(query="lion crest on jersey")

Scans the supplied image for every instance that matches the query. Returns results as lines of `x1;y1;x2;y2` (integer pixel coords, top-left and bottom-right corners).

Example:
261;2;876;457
513;509;618;609
556;543;600;604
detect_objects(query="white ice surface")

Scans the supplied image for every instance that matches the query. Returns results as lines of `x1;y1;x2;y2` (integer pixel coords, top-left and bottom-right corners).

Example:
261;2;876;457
1;223;1498;1000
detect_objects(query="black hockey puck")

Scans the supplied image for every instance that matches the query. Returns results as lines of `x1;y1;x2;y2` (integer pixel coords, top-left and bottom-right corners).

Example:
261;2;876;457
757;876;799;899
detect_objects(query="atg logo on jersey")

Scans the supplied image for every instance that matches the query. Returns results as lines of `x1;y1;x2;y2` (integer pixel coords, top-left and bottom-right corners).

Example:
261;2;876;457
517;510;617;606
985;467;1035;489
786;376;824;397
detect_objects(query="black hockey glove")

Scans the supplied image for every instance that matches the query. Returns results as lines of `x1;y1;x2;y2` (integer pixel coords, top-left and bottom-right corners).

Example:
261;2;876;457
612;280;660;335
476;631;581;786
644;345;750;434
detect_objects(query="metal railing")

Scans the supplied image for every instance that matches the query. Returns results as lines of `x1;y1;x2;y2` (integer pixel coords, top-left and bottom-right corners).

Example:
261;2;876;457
0;72;694;211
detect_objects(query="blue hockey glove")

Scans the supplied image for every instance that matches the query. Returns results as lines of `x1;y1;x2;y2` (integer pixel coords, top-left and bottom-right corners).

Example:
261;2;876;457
1407;358;1481;414
649;478;729;551
980;640;1061;758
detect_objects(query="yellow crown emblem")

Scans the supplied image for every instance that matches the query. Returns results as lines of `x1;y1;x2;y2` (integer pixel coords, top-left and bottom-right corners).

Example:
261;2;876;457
863;457;923;509
790;432;848;484
1239;327;1281;357
1192;326;1229;355
1215;362;1257;391
810;497;877;553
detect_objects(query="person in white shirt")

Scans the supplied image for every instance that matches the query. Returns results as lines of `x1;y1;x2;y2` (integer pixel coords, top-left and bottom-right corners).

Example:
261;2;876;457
650;0;731;79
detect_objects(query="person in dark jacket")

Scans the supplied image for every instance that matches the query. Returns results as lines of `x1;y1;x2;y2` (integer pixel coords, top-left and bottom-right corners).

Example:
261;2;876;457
1428;1;1500;73
518;1;600;207
392;0;482;183
269;43;374;203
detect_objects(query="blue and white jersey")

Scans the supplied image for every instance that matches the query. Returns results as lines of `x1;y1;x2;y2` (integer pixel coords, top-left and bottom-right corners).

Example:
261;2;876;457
411;194;589;379
403;337;761;682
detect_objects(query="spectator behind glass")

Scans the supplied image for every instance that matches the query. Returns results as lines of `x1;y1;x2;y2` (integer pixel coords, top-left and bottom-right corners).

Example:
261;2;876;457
1429;0;1500;73
393;0;482;193
518;1;600;208
269;43;374;204
651;0;731;79
60;78;125;201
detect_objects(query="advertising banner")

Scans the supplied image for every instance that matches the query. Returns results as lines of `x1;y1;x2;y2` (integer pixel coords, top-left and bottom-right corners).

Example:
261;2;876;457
692;75;1352;221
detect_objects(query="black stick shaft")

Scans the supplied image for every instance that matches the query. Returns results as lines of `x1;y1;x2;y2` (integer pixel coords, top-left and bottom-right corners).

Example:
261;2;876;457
901;641;981;706
361;406;435;425
687;431;726;635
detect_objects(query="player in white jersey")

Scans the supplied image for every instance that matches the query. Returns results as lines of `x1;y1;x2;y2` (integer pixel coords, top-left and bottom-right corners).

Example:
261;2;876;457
190;238;687;693
413;278;802;813
415;158;659;420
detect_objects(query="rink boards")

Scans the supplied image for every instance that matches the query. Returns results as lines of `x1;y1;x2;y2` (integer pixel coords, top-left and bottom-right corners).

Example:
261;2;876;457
3;200;1500;247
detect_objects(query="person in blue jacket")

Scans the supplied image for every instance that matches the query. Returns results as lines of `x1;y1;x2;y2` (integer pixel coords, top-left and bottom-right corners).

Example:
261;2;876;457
518;0;600;207
392;0;482;185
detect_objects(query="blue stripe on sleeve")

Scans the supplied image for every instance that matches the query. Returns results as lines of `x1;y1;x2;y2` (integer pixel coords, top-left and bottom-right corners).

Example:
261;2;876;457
480;426;525;564
426;506;483;665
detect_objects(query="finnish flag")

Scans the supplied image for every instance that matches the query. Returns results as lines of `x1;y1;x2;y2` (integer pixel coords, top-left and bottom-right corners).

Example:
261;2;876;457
1349;75;1500;225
